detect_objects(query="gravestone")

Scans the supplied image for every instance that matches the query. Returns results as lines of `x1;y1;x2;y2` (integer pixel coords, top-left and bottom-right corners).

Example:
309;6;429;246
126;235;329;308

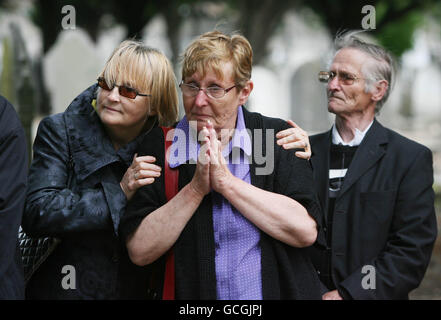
43;28;103;114
248;66;286;119
412;63;441;124
142;15;172;59
290;61;332;133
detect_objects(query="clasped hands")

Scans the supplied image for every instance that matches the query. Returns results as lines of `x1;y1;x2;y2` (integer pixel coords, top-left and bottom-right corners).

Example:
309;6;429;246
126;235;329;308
189;120;233;198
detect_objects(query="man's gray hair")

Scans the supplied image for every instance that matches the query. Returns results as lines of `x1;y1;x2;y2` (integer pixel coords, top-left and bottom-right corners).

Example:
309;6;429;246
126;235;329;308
333;31;396;113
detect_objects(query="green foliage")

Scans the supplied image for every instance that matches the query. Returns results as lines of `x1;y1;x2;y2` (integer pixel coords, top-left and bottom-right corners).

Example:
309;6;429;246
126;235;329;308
21;0;441;63
377;11;424;57
372;0;428;57
303;0;436;58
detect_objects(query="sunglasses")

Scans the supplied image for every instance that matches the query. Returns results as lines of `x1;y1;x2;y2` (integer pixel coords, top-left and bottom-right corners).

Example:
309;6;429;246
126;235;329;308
97;77;151;99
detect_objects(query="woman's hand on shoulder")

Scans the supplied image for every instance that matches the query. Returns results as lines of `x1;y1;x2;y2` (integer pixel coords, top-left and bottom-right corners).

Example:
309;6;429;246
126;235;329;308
276;120;311;160
120;154;161;200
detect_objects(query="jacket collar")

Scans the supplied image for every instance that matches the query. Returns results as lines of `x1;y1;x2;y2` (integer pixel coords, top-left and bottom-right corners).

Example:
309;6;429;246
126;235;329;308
311;118;389;216
311;129;332;222
242;106;266;190
331;120;374;146
337;118;388;197
63;84;147;182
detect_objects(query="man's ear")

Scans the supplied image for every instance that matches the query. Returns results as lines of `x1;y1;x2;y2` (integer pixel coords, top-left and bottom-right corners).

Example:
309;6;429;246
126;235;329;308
371;80;388;102
239;80;253;105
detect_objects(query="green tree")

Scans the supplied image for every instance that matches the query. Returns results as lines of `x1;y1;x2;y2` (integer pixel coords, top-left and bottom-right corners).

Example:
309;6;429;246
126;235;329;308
30;0;440;64
12;0;441;115
306;0;435;57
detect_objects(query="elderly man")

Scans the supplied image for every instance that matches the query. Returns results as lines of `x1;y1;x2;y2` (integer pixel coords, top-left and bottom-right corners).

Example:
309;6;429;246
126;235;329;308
0;95;27;299
308;32;437;299
120;31;325;299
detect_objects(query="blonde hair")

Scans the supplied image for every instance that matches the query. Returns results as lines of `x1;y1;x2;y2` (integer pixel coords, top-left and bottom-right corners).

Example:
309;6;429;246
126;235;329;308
99;40;178;126
181;31;252;90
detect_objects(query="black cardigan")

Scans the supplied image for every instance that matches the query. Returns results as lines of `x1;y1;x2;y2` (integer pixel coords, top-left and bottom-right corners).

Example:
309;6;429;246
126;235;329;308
120;107;325;299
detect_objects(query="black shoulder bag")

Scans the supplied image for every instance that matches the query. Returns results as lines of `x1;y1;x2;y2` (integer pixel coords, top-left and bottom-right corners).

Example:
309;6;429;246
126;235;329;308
19;119;75;284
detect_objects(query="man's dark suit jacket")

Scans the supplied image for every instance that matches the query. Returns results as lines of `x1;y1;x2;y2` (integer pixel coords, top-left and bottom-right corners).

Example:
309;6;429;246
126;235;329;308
309;118;438;299
0;96;27;299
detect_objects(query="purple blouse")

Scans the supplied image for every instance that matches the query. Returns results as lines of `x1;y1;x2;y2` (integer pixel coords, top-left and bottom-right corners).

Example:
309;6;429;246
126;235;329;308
169;106;262;300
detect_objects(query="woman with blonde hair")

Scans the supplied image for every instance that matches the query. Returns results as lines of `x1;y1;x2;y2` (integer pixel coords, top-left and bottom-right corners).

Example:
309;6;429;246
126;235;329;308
22;40;178;299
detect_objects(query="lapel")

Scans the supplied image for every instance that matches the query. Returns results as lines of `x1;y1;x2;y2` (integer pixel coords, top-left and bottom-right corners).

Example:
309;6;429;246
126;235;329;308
242;107;266;190
337;119;388;198
311;130;331;223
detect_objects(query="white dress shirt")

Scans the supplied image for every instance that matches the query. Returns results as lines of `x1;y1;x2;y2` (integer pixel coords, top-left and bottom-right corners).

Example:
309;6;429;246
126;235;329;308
332;120;374;146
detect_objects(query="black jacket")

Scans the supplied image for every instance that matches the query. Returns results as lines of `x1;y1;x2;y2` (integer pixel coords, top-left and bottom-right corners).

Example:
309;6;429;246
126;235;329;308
309;119;438;299
120;107;326;299
0;96;27;299
22;85;151;299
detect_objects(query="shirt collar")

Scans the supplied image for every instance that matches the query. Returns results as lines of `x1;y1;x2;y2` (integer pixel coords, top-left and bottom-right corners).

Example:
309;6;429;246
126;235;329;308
332;120;374;146
169;106;251;168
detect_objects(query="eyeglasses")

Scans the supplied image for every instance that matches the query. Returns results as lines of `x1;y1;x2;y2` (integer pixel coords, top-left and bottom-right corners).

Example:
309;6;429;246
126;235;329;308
97;77;151;99
179;82;236;99
318;71;363;86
